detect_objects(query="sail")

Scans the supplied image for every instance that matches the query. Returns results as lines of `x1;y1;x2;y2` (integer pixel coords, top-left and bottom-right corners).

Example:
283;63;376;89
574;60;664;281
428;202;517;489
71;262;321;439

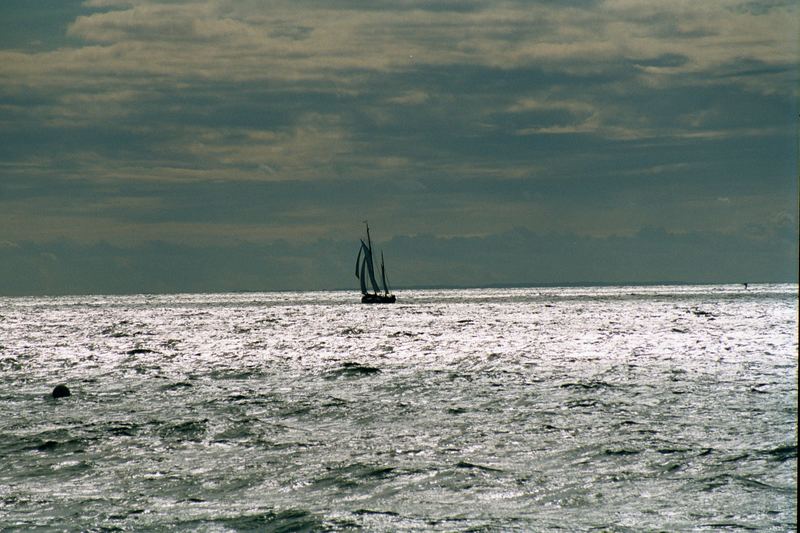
356;239;381;294
364;244;381;294
359;252;368;294
355;243;363;279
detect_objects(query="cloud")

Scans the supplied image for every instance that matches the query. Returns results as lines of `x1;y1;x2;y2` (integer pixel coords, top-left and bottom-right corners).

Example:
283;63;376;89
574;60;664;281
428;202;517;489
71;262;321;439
68;3;255;44
3;1;794;89
0;0;796;294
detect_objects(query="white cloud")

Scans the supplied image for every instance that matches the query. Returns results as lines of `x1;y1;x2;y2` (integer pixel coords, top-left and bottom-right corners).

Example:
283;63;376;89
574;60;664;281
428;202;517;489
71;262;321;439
0;0;796;251
1;0;794;96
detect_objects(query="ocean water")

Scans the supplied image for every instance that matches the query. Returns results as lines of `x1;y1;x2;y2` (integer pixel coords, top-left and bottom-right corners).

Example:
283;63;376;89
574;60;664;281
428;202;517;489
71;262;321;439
0;285;796;532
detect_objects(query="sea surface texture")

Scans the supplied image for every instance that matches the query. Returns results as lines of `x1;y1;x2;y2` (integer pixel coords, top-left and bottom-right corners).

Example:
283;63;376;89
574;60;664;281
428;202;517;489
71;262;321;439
0;285;796;531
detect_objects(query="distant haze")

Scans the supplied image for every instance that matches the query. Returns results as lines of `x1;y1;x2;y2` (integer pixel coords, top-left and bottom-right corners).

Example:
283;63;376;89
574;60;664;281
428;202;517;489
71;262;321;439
0;1;797;295
0;226;794;296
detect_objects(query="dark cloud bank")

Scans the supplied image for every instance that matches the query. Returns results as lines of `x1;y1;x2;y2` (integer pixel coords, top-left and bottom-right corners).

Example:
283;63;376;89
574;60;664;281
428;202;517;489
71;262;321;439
1;226;795;296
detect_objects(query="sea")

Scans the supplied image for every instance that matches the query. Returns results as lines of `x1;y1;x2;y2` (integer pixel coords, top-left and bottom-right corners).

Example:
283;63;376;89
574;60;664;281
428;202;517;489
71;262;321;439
0;285;796;532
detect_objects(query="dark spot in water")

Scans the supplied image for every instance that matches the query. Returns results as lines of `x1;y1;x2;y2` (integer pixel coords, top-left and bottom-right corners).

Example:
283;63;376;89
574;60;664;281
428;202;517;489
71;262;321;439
126;348;155;355
161;381;193;391
456;461;502;472
108;423;137;437
323;396;348;407
699;522;759;531
32;438;87;454
212;510;321;531
342;363;381;374
689;308;717;318
560;380;615;390
365;466;396;478
52;384;70;398
278;404;315;419
353;509;400;517
566;399;599;408
36;440;60;451
109;509;145;520
763;444;796;462
721;453;750;463
312;463;397;490
326;362;381;378
158;419;208;441
605;449;640;456
733;475;779;491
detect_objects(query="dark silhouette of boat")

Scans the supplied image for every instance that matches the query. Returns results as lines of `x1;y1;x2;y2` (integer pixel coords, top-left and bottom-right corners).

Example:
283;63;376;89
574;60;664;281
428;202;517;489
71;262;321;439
355;222;396;304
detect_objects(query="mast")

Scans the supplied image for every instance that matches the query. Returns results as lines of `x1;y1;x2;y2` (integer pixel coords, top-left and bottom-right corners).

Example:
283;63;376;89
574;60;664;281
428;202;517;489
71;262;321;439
365;220;373;255
380;251;389;296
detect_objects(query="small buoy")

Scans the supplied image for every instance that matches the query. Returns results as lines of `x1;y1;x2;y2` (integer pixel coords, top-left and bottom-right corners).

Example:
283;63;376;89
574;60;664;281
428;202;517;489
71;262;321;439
52;384;71;398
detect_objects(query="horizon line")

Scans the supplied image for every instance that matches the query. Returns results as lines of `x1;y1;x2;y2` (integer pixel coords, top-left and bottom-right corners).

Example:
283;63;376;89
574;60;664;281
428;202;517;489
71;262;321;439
1;280;797;299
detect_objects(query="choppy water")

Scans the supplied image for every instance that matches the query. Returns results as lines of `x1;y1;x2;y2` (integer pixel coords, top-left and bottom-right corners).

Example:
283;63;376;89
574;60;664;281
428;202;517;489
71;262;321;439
0;285;796;531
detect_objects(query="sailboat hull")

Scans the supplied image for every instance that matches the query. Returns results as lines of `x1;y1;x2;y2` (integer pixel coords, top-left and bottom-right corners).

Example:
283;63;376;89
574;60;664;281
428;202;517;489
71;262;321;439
361;293;396;304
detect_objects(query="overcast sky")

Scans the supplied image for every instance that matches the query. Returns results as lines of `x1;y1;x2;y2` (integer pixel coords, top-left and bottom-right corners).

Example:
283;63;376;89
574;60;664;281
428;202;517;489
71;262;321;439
0;0;797;295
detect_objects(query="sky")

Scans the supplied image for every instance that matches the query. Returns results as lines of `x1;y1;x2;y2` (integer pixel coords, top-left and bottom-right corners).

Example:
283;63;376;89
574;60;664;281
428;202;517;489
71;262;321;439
0;0;797;295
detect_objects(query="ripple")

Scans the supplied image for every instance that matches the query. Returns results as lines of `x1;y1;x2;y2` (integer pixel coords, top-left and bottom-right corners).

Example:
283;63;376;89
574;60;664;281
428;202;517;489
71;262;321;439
0;285;796;531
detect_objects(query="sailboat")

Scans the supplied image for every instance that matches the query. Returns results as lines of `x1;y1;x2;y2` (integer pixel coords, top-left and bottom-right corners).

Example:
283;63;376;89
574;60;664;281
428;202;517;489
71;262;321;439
355;222;396;304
